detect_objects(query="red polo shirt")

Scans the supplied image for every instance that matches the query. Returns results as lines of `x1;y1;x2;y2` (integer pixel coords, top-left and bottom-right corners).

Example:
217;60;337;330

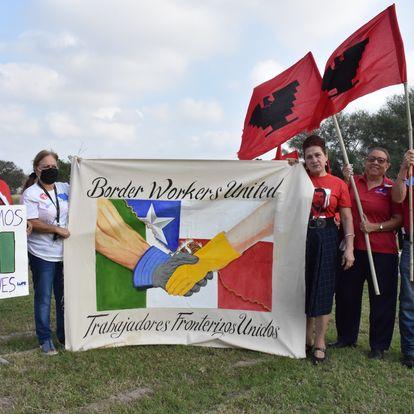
351;175;401;254
309;173;351;218
0;179;12;205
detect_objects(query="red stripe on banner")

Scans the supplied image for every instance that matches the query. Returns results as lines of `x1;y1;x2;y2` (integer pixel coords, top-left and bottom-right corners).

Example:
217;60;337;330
218;241;273;312
178;238;273;312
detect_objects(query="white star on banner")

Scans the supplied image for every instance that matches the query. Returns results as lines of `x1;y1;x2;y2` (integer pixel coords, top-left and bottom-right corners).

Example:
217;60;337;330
138;203;174;245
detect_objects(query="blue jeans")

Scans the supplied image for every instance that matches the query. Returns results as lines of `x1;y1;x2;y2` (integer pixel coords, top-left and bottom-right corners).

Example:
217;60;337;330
399;241;414;357
28;253;64;344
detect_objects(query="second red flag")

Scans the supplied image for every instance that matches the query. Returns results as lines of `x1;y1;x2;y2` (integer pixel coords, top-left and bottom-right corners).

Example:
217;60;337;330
309;4;406;130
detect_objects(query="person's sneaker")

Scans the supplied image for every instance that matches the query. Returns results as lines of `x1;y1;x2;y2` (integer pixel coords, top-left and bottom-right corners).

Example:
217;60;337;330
401;354;414;369
40;339;58;356
368;349;384;360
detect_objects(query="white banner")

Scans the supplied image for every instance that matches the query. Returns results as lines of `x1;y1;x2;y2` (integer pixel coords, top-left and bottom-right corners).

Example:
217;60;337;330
65;159;313;357
0;205;29;299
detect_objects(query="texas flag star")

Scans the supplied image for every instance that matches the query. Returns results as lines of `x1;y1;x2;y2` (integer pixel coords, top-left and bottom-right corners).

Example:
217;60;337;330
138;203;174;245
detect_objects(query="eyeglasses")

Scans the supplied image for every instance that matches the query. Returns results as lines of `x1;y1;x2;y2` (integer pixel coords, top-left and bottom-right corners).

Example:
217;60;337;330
366;156;388;165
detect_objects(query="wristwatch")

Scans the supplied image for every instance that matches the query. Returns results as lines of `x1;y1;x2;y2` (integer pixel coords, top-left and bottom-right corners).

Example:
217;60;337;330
379;223;384;231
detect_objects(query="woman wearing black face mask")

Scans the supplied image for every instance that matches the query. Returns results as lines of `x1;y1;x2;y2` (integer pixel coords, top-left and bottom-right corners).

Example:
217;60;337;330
22;150;70;355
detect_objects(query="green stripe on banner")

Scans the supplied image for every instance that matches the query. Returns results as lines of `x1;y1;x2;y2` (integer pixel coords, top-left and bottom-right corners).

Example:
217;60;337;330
96;199;147;311
0;232;15;274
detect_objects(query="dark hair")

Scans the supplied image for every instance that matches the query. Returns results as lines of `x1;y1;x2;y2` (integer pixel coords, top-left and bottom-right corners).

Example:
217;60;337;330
302;135;326;155
367;147;390;162
22;150;59;192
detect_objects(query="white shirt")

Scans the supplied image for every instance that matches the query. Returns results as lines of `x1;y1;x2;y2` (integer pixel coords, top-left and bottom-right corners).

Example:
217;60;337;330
22;182;70;262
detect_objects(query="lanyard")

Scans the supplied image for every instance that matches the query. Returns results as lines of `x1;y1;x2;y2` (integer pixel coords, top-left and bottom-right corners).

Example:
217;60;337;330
38;182;60;225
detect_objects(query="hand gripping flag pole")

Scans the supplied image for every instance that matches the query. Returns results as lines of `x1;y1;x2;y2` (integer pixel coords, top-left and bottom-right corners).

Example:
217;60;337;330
332;114;380;295
404;82;414;282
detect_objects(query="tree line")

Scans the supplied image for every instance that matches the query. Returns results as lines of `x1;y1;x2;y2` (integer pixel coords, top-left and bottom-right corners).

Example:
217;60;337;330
0;158;71;193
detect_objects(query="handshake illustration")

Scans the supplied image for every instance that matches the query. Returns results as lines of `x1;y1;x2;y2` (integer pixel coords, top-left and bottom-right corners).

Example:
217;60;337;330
95;199;241;296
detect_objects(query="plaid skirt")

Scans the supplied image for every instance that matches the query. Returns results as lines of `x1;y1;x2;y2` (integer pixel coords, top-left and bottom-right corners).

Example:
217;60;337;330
305;225;339;317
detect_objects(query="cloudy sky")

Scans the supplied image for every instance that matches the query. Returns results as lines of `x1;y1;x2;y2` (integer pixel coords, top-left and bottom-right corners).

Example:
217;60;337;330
1;0;413;172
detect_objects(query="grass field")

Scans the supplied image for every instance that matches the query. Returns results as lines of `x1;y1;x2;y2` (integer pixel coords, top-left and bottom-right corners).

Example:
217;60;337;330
0;284;413;413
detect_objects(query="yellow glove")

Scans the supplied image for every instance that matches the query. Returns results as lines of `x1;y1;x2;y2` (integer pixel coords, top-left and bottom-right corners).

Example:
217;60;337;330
166;232;241;296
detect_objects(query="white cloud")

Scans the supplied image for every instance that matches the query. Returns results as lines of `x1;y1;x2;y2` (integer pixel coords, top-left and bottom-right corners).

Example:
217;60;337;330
249;0;383;54
144;103;172;123
186;130;239;158
204;130;239;153
145;99;224;125
345;84;404;114
0;105;40;137
46;108;142;145
46;112;82;138
250;59;285;86
51;32;79;49
0;63;64;102
178;98;224;123
90;120;137;144
407;49;414;85
93;107;122;122
0;105;43;171
15;0;238;96
136;110;144;120
18;30;81;53
34;0;235;57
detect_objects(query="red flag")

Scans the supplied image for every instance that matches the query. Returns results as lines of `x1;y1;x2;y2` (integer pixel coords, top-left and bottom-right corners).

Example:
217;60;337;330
309;4;406;130
274;146;283;160
238;52;322;160
0;179;12;205
273;146;299;160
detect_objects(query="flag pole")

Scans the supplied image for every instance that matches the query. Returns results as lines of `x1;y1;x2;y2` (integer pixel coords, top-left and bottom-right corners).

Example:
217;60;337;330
332;114;380;295
404;82;414;282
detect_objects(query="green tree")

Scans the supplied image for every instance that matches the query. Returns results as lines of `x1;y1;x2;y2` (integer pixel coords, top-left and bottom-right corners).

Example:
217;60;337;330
0;160;26;193
58;157;71;183
289;87;414;179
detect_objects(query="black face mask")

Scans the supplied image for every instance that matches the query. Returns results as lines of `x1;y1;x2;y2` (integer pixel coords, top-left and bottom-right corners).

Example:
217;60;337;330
40;168;59;185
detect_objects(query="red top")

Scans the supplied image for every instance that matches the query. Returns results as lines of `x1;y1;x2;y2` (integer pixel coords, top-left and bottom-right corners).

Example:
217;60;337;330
0;179;12;205
309;173;351;219
351;175;401;254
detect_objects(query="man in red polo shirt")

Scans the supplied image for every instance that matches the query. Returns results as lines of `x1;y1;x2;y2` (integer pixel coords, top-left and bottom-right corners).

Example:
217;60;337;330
0;178;12;205
392;149;414;369
333;148;402;360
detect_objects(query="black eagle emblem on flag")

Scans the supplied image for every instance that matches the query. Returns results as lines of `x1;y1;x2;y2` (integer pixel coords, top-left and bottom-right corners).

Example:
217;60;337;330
322;38;369;97
249;80;299;137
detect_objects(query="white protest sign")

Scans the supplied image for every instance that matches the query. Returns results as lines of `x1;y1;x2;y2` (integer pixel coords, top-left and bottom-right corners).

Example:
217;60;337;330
0;205;29;299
